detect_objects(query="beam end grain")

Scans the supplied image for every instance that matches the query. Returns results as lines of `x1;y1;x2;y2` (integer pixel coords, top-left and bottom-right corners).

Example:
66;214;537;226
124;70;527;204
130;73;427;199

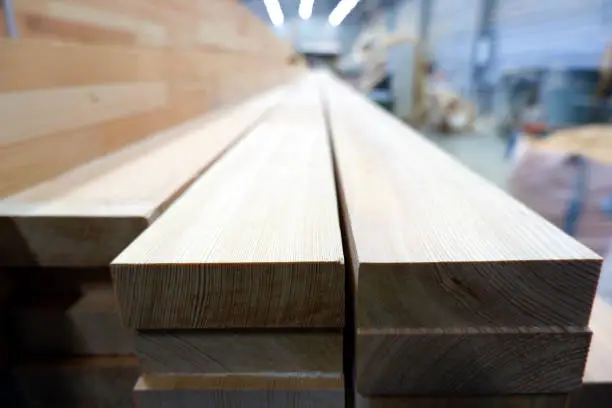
134;373;345;408
113;262;344;329
356;327;591;395
356;393;569;408
135;330;342;374
357;260;601;329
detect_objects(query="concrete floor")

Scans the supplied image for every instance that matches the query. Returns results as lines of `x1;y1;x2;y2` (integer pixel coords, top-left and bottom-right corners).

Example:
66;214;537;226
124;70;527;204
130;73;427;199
427;126;511;189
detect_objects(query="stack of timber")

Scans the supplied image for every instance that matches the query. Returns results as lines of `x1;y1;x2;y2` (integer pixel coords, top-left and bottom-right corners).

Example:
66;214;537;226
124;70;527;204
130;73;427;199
1;87;286;407
318;73;601;407
570;254;612;408
111;80;346;408
0;0;301;197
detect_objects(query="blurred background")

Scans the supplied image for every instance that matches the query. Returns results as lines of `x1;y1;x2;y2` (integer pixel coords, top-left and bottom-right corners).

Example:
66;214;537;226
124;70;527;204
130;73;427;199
245;0;612;257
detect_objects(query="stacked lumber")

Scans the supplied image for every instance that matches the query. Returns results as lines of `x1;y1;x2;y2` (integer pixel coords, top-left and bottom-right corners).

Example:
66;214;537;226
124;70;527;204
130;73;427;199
1;88;285;407
570;252;612;408
318;73;601;405
112;80;345;407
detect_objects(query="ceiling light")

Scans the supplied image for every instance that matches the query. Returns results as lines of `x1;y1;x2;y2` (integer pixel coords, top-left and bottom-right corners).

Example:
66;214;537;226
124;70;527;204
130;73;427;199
329;0;360;26
299;0;315;20
263;0;284;26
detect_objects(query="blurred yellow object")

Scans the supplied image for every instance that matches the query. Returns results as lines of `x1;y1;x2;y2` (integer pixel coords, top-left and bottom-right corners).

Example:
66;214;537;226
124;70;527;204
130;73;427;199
531;126;612;165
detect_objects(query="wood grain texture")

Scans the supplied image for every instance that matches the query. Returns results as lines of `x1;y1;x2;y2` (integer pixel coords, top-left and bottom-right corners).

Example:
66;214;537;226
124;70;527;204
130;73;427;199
0;39;299;93
136;331;342;374
320;73;601;329
7;0;294;58
14;356;139;408
16;284;134;356
0;82;167;146
134;374;344;408
356;393;568;408
357;327;590;395
0;87;284;267
112;83;344;329
0;0;300;196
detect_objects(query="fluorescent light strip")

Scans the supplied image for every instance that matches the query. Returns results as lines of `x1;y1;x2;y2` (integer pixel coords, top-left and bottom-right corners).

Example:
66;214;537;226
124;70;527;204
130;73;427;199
263;0;284;26
299;0;315;20
329;0;360;26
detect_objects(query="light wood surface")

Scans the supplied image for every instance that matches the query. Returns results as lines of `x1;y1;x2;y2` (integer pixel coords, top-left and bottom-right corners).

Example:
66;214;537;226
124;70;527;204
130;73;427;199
356;393;568;408
112;82;344;329
14;356;139;407
319;73;599;395
17;284;134;355
2;0;293;57
357;327;590;395
136;331;342;374
134;374;344;408
320;74;600;329
0;87;284;267
0;82;166;146
0;0;300;196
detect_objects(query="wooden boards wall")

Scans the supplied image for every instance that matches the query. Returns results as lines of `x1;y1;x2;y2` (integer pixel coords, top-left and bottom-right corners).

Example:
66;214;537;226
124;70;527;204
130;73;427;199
0;0;301;196
0;0;293;55
319;73;601;395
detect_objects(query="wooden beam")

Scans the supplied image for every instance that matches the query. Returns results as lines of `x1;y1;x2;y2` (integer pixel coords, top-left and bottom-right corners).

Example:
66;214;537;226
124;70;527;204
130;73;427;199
0;82;167;146
133;374;344;408
570;267;612;407
319;73;600;394
357;327;590;395
321;75;600;329
356;393;569;408
136;331;342;374
0;87;285;267
112;82;344;329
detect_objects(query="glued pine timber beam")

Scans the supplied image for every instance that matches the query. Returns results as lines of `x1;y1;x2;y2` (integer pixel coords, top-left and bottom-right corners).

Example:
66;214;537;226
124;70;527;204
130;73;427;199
355;392;569;408
112;80;344;329
0;87;286;267
134;374;344;408
135;331;342;374
570;263;612;408
319;73;600;394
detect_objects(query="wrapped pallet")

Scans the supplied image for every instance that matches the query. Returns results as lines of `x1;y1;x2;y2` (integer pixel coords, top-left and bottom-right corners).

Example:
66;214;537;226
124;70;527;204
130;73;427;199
508;126;612;255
